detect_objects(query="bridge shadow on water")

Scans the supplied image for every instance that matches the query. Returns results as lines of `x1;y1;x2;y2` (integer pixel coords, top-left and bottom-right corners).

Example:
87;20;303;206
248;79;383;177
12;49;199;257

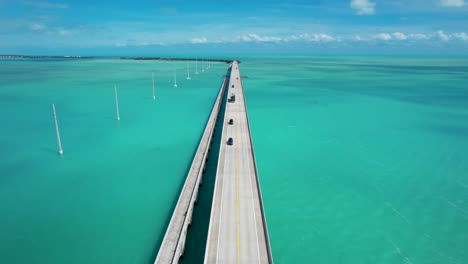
179;80;228;264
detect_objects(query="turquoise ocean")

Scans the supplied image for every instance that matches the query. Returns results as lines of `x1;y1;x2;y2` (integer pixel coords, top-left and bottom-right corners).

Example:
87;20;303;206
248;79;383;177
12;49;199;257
1;57;468;263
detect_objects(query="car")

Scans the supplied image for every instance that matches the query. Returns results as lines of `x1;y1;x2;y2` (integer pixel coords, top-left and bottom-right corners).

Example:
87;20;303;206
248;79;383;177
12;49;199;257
228;119;234;125
231;84;235;88
227;137;234;145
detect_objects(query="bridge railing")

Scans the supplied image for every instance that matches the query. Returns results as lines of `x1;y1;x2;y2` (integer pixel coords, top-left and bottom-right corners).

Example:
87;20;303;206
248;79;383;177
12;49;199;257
238;65;274;264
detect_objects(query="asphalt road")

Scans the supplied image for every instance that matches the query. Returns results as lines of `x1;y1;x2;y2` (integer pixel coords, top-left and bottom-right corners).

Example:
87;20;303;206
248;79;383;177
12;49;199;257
204;62;270;264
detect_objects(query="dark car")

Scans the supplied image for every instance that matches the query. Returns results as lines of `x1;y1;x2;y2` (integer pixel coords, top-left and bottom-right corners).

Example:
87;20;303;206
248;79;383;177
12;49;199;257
227;137;234;145
231;84;235;88
228;119;234;125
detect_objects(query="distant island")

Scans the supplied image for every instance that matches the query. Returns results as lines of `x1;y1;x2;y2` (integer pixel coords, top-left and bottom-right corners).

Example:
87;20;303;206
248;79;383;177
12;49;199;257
0;55;237;63
0;55;95;59
123;57;237;63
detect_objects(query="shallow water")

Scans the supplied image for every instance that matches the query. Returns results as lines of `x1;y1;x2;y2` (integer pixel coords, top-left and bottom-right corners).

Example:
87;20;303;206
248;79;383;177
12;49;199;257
1;56;468;264
0;58;226;263
242;56;468;264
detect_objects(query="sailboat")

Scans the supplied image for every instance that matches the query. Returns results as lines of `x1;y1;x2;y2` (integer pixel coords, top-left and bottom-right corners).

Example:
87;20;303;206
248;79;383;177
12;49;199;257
195;59;199;75
202;59;205;73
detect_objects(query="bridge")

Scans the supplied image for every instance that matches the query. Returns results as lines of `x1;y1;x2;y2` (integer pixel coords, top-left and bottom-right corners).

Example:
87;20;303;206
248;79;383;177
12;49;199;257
155;61;272;264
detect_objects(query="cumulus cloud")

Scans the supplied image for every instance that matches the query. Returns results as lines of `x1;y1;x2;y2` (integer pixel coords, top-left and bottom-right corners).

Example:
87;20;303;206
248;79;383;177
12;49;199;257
297;33;336;42
392;32;408;40
439;0;465;7
452;32;468;40
372;32;440;41
374;33;392;41
234;34;282;42
409;34;429;40
230;33;336;43
187;31;468;45
437;30;450;41
190;37;208;44
188;33;338;44
350;0;376;15
369;31;468;42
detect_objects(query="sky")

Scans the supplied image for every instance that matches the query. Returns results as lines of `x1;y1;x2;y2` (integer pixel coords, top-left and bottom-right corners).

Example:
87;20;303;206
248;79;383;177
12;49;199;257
0;0;468;55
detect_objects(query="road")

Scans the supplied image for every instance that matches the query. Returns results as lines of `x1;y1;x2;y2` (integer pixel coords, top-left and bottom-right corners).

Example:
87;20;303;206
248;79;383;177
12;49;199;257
204;61;271;264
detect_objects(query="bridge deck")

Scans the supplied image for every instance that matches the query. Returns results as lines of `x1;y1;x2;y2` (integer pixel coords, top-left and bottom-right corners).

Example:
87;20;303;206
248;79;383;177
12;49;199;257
204;62;272;264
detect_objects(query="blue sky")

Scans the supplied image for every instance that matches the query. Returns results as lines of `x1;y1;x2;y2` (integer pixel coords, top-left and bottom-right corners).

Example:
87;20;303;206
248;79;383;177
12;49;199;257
1;0;468;55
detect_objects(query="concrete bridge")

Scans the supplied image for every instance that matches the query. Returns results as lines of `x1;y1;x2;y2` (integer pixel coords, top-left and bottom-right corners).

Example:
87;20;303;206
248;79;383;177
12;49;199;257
155;61;272;264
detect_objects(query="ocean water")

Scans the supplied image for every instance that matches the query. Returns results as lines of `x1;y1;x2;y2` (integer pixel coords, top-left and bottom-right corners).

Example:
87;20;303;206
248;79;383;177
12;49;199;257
1;56;468;264
0;58;226;263
242;56;468;264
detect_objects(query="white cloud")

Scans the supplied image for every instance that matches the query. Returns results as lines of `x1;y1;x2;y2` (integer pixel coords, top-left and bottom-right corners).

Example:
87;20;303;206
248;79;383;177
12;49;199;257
392;32;408;40
437;30;450;41
190;37;208;44
185;31;468;45
234;34;282;42
452;32;468;40
353;35;364;41
409;33;429;40
372;32;434;41
299;33;336;42
30;23;45;31
188;33;337;44
374;33;392;41
439;0;465;7
115;42;127;47
284;34;317;42
350;0;376;15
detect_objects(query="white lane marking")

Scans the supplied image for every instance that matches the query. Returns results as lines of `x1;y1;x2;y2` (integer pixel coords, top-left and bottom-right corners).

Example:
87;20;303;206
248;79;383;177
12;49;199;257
214;75;233;264
235;66;261;263
244;118;262;263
